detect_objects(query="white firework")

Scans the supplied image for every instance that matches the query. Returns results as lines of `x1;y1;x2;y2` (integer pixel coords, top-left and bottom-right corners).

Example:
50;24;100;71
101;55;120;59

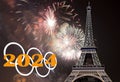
43;7;57;35
50;23;85;60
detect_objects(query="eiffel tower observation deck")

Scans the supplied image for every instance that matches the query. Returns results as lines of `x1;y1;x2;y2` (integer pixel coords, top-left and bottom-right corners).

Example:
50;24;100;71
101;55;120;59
65;2;112;82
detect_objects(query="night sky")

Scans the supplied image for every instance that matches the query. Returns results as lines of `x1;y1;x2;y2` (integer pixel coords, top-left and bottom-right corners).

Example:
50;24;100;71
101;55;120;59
0;0;120;82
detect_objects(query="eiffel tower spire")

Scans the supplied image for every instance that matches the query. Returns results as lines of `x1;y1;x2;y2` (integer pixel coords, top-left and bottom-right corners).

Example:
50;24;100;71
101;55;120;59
84;2;95;48
76;2;101;66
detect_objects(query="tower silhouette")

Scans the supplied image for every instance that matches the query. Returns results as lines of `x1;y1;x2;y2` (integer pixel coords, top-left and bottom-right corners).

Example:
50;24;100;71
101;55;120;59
65;2;112;82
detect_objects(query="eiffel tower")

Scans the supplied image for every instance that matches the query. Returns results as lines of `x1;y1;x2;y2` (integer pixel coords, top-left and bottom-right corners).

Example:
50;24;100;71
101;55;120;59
65;2;112;82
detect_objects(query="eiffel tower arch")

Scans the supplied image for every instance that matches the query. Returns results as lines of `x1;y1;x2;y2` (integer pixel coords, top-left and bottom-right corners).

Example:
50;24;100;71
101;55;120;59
65;2;112;82
73;74;104;82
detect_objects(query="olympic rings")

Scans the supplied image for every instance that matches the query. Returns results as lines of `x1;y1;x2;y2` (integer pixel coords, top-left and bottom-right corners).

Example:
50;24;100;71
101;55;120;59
26;47;43;66
3;42;57;77
44;52;57;70
35;59;51;78
3;42;25;64
15;56;34;76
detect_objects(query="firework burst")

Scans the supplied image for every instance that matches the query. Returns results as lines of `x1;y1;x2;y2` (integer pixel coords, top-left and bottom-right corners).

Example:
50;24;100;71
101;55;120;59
12;0;85;60
51;1;81;27
43;7;57;35
49;23;85;60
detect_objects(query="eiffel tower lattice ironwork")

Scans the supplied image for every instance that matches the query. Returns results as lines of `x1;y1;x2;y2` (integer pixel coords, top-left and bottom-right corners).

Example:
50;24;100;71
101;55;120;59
65;2;112;82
